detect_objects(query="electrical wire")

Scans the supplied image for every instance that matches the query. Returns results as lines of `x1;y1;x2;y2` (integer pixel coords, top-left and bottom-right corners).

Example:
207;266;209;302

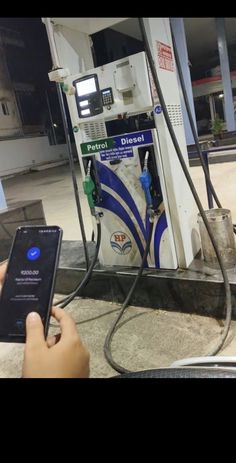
104;219;154;374
50;306;119;328
56;83;90;270
55;85;102;307
103;18;234;374
104;17;233;373
56;220;101;309
138;17;232;357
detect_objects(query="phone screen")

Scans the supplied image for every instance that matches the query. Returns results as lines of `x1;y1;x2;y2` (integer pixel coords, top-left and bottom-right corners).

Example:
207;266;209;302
0;225;62;342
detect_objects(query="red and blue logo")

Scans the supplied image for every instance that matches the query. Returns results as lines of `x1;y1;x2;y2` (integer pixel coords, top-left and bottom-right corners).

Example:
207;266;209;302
110;232;132;255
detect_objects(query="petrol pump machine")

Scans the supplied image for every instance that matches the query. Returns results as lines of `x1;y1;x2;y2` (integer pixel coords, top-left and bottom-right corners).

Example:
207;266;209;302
47;18;200;270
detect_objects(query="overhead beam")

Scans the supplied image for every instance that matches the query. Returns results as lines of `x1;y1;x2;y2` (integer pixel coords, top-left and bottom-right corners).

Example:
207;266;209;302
51;18;128;35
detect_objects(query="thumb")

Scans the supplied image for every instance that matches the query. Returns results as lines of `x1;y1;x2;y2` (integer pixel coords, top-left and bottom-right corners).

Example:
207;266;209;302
25;312;46;349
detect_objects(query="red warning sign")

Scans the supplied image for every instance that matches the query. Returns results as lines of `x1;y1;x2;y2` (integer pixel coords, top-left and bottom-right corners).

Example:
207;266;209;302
156;41;174;72
147;61;159;100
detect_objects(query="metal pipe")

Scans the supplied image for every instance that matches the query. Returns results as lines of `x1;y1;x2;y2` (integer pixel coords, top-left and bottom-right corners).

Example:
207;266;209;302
56;83;90;269
45;90;57;144
42;18;60;69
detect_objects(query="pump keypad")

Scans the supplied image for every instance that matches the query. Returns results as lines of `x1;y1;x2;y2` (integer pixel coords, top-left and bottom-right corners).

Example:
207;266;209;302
101;87;114;106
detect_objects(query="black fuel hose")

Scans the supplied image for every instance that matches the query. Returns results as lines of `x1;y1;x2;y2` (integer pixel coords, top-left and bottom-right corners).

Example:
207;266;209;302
104;219;154;374
56;83;90;270
56;220;101;309
138;17;232;356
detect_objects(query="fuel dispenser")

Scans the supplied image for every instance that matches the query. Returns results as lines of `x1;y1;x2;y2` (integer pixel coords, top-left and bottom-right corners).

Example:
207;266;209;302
46;17;200;271
61;50;199;270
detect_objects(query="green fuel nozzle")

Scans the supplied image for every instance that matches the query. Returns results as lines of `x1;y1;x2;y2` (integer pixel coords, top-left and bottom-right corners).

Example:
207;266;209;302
83;160;96;212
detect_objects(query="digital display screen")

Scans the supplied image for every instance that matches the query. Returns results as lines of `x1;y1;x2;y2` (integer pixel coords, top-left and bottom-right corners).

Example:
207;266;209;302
79;100;89;107
102;90;110;95
76;77;96;97
0;226;61;338
81;108;91;116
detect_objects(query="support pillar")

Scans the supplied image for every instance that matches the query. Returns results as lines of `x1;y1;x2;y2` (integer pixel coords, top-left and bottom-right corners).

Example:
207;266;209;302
215;18;235;132
170;18;197;145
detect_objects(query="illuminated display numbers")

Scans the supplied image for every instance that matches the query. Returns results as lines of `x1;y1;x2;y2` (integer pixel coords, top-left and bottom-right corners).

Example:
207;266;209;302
39;229;57;233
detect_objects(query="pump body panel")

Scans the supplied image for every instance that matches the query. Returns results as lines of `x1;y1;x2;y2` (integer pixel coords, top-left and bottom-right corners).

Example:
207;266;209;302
45;18;200;270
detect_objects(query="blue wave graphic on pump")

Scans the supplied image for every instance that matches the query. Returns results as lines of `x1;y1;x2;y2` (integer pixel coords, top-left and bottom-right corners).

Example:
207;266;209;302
96;161;168;267
110;240;132;255
100;189;145;260
154;211;168;268
97;161;147;239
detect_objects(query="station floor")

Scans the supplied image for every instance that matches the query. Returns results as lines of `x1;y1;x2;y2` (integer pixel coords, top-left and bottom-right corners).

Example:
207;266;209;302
1;160;236;378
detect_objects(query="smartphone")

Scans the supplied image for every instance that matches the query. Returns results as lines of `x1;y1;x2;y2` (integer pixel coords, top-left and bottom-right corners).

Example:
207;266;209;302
0;225;62;343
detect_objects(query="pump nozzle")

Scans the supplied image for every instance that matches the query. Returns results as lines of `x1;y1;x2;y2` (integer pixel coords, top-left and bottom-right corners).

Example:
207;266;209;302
139;151;153;216
144;151;149;171
87;160;91;176
83;161;96;215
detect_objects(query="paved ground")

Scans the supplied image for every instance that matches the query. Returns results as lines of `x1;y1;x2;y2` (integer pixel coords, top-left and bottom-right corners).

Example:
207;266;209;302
2;164;92;242
1;161;236;377
0;296;236;378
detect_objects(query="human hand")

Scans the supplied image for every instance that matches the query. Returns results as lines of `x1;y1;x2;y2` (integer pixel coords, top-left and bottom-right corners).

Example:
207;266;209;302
23;307;90;378
0;261;7;290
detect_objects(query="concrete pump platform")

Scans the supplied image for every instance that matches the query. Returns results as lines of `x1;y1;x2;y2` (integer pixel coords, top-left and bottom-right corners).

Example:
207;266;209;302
56;240;236;320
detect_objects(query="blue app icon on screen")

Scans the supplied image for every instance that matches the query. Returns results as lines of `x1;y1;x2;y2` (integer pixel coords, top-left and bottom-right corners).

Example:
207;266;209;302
27;247;41;261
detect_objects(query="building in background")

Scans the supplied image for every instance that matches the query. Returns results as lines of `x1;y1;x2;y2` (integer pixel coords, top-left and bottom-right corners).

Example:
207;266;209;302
0;22;66;142
0;19;69;179
0;27;23;138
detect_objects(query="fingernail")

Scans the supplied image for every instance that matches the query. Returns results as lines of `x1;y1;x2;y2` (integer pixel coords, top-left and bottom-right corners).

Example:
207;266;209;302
27;312;40;323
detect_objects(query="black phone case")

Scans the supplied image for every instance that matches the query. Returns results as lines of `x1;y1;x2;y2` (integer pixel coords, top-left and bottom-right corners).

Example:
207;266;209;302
0;225;63;343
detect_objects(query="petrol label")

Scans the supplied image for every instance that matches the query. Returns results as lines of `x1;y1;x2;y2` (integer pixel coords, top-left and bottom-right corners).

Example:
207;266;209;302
81;130;153;160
